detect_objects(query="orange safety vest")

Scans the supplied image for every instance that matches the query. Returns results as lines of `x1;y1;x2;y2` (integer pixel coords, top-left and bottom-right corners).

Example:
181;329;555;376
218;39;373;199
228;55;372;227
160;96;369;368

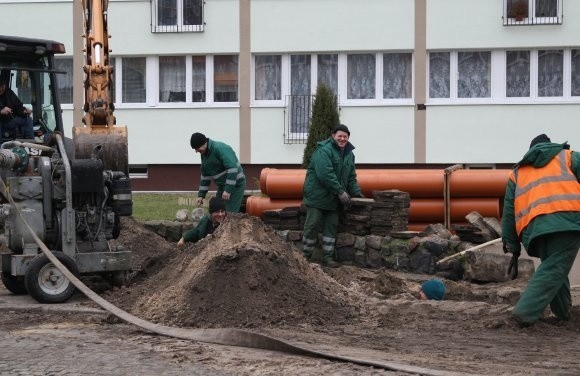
510;149;580;236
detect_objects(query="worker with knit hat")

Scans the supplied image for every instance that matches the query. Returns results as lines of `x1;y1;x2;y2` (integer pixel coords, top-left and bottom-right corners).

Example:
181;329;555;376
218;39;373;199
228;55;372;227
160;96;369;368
502;133;580;326
190;132;246;213
177;197;227;249
419;279;446;301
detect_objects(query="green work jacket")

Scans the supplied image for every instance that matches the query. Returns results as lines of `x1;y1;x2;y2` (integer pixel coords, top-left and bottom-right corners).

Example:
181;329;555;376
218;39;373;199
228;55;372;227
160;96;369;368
182;215;217;243
198;139;245;198
303;137;362;211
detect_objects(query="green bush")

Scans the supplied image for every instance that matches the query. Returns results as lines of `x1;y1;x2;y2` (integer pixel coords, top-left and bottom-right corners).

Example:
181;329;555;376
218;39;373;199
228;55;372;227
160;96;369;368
301;83;340;168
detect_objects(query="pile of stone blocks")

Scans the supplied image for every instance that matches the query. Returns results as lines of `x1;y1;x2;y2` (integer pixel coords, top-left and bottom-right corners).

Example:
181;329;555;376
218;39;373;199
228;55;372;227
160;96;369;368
262;206;304;231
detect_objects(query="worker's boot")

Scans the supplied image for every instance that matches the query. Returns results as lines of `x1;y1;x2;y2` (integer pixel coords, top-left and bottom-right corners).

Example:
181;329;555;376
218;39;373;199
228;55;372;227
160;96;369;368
322;236;339;268
302;235;316;260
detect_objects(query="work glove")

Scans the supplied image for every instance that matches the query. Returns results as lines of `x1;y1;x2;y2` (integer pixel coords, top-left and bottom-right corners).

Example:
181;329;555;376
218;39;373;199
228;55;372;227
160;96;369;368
503;242;520;280
338;191;351;209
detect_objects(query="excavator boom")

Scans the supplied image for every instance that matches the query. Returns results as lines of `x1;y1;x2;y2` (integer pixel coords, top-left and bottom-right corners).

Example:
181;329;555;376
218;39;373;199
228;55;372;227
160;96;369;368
73;0;128;174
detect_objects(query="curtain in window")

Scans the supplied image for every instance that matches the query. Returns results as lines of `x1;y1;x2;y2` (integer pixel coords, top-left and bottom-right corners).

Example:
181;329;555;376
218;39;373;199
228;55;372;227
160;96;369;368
110;57;116;103
122;57;146;103
290;55;311;134
347;54;375;99
429;52;450;98
214;55;238;102
159;56;186;102
184;0;202;25
54;59;73;104
538;49;563;97
192;56;205;102
506;51;530;97
572;50;580;97
458;51;490;98
317;54;338;95
536;0;557;17
255;55;281;100
158;0;177;26
383;53;412;99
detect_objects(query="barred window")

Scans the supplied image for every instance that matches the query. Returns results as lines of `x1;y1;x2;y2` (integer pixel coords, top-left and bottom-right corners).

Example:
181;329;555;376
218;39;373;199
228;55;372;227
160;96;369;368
152;0;204;33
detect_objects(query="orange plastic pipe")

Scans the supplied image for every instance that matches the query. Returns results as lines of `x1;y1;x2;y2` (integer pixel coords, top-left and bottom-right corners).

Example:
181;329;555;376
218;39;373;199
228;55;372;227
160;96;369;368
260;169;445;199
246;196;499;224
449;169;511;197
409;198;499;222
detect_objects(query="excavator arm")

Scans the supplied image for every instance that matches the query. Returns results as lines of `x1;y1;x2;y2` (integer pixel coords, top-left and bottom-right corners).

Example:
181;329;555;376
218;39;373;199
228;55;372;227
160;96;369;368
73;0;128;175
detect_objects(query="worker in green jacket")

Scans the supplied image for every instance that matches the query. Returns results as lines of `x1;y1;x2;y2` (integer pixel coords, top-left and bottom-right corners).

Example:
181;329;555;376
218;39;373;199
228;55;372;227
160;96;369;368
302;124;363;267
190;132;246;213
502;133;580;326
177;196;227;249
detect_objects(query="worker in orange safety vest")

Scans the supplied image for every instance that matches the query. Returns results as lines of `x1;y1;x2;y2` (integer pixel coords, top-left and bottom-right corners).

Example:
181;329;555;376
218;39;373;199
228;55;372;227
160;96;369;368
502;133;580;326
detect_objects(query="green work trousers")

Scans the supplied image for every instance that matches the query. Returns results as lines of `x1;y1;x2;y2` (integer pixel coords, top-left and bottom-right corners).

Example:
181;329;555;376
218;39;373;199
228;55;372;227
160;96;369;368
513;231;580;323
217;177;246;213
302;206;339;260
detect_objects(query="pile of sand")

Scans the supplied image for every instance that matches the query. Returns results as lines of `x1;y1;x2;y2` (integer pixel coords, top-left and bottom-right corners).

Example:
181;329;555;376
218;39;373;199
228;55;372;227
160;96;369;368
107;214;364;328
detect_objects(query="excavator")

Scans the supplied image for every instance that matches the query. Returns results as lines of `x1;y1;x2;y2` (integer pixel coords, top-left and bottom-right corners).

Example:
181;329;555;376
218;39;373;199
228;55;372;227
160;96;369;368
0;0;132;303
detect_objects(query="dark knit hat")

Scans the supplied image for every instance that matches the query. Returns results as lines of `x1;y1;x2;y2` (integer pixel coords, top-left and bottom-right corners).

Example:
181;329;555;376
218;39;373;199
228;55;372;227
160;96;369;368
421;279;445;301
190;132;208;149
209;196;226;213
332;124;350;136
529;133;551;149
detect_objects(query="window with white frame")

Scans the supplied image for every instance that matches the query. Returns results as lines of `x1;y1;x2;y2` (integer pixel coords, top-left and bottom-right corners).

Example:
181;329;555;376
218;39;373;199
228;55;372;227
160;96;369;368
255;55;281;100
317;54;338;96
428;49;580;102
383;53;412;99
347;53;376;99
506;50;530;97
458;51;491;98
290;55;312;134
159;56;186;102
572;50;580;97
504;0;562;25
191;56;206;102
54;58;73;104
214;55;238;102
122;57;146;103
152;0;204;33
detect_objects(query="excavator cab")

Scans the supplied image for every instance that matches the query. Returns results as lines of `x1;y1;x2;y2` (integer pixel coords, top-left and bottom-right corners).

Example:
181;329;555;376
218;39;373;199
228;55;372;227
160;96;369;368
0;37;65;144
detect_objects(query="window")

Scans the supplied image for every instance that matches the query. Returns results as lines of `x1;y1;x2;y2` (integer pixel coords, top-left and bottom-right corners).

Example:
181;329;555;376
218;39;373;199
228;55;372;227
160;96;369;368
255;55;281;100
538;49;563;97
572;50;580;97
458;51;491;98
290;55;312;134
506;51;530;97
159;56;186;102
317;54;338;96
428;49;580;103
347;53;376;99
191;56;206;102
122;57;146;103
429;52;450;98
152;0;204;32
504;0;562;25
54;58;73;104
383;53;412;99
214;55;238;102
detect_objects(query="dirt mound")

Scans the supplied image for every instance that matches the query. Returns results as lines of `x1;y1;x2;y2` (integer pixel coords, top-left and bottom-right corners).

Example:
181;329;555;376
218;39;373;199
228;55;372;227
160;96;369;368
107;214;363;328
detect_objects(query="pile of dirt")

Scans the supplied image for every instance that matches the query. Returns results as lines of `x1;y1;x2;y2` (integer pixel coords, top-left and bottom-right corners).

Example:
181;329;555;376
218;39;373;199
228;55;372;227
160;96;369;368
106;214;364;328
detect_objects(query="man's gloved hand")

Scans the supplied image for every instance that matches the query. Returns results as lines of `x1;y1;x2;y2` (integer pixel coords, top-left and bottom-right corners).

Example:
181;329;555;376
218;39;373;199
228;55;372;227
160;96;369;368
338;191;351;209
504;242;521;280
508;252;520;280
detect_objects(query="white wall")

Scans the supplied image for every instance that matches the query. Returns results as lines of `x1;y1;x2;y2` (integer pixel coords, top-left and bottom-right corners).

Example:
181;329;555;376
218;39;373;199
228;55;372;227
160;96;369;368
428;0;580;49
252;0;414;53
426;104;580;164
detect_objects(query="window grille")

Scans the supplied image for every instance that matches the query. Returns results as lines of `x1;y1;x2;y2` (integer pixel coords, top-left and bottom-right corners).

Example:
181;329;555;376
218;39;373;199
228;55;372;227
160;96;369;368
503;0;562;26
284;95;312;144
151;0;205;33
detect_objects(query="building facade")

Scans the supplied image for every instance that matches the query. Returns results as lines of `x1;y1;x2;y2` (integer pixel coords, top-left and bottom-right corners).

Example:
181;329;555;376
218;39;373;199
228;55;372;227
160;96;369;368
1;0;578;191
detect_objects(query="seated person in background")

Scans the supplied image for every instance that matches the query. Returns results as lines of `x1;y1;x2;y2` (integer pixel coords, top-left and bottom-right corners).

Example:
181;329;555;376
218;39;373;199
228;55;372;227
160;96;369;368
177;196;227;249
0;80;34;141
419;279;446;301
